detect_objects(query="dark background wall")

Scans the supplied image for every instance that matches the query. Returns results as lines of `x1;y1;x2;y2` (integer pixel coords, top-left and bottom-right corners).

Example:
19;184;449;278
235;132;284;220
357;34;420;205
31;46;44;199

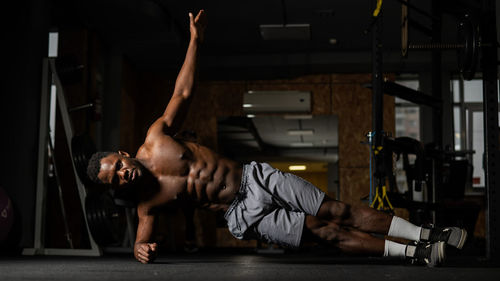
2;0;52;249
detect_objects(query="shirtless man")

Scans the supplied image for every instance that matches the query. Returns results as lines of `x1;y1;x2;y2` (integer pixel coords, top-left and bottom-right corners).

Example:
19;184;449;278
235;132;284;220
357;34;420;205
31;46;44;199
86;10;467;267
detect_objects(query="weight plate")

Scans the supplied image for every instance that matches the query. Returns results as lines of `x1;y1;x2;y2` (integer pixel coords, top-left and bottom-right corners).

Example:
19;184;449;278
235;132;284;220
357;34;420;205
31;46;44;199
457;15;479;80
71;134;96;185
85;192;126;247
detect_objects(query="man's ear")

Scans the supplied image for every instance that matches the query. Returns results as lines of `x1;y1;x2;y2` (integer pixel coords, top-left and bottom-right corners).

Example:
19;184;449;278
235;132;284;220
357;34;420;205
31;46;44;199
118;150;131;158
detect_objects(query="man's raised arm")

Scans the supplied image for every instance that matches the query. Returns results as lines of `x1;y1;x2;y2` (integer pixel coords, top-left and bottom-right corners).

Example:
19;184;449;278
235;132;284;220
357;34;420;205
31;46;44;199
160;10;207;135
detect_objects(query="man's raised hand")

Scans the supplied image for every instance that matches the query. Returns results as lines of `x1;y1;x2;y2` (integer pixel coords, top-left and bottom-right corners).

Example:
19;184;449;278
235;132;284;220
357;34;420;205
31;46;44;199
189;10;207;42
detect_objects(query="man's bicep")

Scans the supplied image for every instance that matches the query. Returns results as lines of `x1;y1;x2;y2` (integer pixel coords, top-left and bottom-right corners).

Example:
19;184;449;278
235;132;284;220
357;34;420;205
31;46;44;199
145;117;175;142
161;94;190;134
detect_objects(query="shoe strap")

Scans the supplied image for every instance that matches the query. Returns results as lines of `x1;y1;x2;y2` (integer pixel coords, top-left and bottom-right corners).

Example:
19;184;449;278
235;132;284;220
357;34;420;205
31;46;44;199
406;244;417;257
420;228;431;241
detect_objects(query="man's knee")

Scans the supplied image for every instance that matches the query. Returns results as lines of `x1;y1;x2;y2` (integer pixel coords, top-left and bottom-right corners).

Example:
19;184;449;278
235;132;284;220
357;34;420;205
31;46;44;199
304;216;341;242
319;199;351;221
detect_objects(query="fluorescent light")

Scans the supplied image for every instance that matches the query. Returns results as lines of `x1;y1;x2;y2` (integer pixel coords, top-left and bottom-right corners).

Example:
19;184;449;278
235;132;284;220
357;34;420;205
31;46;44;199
289;165;307;171
246;114;256;118
243;104;253;108
283;114;313;120
288;129;314;136
290;142;314;147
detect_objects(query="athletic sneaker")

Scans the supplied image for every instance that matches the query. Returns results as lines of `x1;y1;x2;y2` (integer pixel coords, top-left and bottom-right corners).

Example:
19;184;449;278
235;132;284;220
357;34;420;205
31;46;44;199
407;241;446;267
421;226;468;249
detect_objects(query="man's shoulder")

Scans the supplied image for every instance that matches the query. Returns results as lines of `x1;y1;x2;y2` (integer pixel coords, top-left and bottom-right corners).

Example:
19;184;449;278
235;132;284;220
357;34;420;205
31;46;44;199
140;131;177;151
143;118;178;142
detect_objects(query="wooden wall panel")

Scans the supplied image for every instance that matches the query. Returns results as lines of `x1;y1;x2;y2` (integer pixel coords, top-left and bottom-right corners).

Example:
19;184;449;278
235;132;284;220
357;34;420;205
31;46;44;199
331;74;372;84
206;81;246;117
339;167;371;207
185;81;247;150
333;82;372;168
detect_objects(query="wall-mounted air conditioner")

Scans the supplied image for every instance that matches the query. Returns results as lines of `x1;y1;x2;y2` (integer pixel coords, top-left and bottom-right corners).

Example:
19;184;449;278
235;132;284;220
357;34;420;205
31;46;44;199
243;91;311;113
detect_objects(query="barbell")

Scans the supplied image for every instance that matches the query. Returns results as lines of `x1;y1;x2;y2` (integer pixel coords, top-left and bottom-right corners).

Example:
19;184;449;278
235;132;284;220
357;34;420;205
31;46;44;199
402;14;480;81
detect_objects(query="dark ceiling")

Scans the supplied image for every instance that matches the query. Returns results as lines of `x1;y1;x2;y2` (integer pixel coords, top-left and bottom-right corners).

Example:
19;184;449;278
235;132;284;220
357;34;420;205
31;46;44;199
52;0;479;78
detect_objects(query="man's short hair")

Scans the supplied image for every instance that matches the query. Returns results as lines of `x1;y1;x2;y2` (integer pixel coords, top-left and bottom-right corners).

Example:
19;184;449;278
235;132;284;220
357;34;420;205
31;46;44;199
86;151;113;184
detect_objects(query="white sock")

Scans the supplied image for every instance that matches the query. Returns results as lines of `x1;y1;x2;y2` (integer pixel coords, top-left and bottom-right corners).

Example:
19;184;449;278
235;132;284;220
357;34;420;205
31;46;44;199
387;216;422;242
383;240;407;258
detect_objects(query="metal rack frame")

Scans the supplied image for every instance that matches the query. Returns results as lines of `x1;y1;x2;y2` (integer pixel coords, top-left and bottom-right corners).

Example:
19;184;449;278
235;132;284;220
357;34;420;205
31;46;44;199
23;58;102;256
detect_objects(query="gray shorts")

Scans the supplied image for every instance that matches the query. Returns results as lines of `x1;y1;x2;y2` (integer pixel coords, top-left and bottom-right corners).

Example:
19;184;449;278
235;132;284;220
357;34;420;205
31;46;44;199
224;162;325;248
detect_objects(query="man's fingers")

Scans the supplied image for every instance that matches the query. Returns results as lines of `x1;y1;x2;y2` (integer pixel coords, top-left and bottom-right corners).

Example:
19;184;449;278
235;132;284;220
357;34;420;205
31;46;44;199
149;243;158;251
137;246;151;257
195;10;203;21
136;253;148;263
137;252;150;263
135;242;158;264
139;244;150;253
195;10;206;25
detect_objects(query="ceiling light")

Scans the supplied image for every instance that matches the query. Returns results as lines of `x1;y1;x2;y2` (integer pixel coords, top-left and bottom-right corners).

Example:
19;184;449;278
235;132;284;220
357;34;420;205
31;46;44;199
246;114;256;118
289;165;307;171
288;129;314;136
290;142;314;147
243;104;253;108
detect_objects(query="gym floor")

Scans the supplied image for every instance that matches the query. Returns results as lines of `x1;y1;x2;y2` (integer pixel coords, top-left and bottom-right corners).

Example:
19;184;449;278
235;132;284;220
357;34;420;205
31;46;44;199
1;250;499;281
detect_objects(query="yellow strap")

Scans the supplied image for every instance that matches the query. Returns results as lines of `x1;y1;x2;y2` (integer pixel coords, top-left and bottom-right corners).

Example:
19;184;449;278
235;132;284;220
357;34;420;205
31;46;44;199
373;145;383;155
381;185;394;210
370;185;394;211
370;186;383;210
373;0;383;17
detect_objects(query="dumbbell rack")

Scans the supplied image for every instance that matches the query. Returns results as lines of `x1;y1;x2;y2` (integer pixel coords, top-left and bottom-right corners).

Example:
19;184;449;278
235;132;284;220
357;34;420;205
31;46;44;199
22;58;102;256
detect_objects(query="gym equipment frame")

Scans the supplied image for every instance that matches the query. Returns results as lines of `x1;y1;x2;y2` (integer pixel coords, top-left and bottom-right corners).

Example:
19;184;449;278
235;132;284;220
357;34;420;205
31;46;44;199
23;58;102;256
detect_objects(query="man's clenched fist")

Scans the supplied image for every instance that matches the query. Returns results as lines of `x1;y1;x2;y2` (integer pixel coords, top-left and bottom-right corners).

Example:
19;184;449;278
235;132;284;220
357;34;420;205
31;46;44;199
134;242;158;264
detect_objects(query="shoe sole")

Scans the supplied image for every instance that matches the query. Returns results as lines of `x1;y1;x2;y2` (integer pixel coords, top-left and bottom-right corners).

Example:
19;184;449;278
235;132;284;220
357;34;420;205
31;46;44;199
428;241;446;267
453;229;468;250
437;241;446;264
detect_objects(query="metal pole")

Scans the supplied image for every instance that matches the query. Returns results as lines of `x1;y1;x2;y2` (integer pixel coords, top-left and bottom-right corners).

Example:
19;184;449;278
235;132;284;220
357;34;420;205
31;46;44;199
47;134;74;249
481;0;500;261
371;3;385;196
32;58;51;252
372;12;383;139
430;1;443;205
431;1;442;148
